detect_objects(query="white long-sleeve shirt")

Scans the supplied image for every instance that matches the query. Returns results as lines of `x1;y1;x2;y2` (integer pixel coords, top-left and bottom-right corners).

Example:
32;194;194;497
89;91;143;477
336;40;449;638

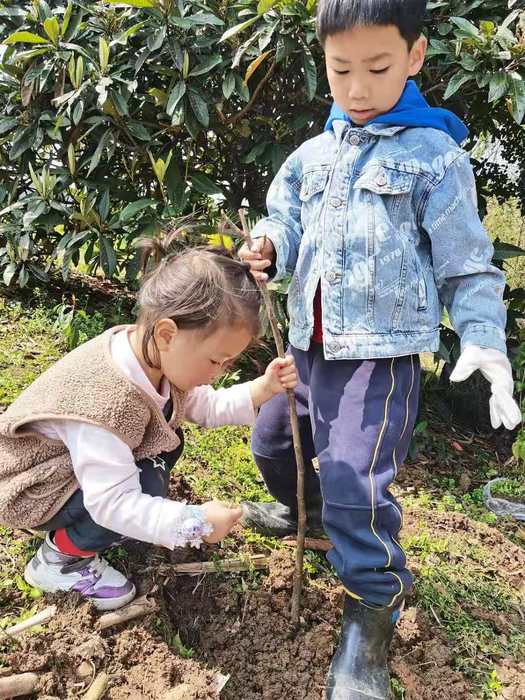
27;328;255;549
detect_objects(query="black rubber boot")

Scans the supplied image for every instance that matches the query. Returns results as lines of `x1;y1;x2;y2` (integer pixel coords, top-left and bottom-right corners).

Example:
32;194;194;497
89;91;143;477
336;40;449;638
325;596;400;699
240;499;325;538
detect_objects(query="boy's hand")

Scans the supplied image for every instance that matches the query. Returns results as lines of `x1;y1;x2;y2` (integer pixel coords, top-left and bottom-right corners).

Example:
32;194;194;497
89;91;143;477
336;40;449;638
201;500;243;543
449;344;522;430
238;237;276;282
249;356;298;408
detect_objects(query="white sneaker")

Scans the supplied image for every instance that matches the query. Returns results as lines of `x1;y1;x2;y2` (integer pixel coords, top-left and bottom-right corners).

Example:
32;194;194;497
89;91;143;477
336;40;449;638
24;534;136;611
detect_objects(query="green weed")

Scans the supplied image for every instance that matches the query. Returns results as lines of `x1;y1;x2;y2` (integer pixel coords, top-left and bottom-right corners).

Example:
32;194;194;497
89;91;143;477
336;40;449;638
390;678;406;700
480;670;503;699
490;477;525;503
153;617;196;659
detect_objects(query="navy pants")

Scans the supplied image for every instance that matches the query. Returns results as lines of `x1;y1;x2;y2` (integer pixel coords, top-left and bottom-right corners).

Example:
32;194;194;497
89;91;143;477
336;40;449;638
39;428;184;552
252;344;420;608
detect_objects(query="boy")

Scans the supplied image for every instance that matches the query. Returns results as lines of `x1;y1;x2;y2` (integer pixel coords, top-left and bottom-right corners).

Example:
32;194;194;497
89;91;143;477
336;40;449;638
239;0;522;698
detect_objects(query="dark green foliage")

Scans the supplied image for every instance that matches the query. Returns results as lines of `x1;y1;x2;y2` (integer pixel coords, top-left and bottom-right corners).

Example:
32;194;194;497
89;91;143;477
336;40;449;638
0;0;524;286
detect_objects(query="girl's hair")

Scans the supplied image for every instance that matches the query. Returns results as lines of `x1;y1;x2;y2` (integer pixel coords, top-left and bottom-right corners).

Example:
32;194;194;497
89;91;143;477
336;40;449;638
135;227;261;368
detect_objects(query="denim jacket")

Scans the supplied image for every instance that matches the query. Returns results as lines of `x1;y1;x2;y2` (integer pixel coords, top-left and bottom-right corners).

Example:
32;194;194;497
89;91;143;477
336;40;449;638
251;121;507;360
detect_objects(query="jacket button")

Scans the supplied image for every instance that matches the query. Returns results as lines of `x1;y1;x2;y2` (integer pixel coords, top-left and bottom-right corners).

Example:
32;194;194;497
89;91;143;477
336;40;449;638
329;341;340;353
349;134;361;146
376;170;387;187
330;197;343;208
326;271;338;283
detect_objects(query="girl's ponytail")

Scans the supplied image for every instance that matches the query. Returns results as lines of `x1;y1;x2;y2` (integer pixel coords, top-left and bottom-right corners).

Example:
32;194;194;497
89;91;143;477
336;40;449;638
135;218;198;275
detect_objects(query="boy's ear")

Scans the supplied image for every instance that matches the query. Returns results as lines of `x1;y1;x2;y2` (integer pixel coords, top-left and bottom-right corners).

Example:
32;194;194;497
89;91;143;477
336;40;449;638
408;35;427;77
154;318;178;351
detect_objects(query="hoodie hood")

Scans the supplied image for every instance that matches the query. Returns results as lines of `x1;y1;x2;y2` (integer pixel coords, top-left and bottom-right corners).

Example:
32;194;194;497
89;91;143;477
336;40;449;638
324;80;468;145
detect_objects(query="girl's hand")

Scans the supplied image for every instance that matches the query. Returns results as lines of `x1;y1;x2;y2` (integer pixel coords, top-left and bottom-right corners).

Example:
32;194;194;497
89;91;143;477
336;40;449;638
249;356;298;408
264;356;298;394
201;500;243;543
238;237;276;282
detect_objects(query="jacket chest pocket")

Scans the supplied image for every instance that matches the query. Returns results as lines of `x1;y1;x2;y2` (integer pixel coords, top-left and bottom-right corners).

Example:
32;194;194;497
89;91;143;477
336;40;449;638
299;167;331;233
354;164;414;224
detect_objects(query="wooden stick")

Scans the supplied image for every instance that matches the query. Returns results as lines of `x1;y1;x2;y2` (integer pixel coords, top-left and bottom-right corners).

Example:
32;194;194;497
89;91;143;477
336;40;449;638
97;595;158;630
237;209;307;628
4;605;57;637
83;671;108;700
0;672;38;699
171;555;269;575
282;538;332;552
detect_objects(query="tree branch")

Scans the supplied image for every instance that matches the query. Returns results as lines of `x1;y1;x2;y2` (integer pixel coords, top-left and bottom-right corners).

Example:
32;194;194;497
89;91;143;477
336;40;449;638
226;62;277;126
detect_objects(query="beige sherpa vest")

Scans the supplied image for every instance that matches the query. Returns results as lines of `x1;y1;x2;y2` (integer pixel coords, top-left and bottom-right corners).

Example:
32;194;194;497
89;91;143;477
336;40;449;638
0;326;186;529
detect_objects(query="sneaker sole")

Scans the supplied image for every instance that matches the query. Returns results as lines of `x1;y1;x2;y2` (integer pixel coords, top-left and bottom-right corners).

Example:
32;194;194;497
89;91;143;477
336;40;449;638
24;561;137;611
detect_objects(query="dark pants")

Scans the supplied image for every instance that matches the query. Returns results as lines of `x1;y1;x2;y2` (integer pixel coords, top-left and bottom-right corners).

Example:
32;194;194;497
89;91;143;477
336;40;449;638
252;344;420;608
40;428;184;552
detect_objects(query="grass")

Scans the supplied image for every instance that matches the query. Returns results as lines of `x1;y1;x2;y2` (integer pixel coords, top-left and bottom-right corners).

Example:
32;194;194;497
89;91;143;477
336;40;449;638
0;526;43;662
0;298;65;407
177;424;274;504
0;288;130;407
403;528;525;686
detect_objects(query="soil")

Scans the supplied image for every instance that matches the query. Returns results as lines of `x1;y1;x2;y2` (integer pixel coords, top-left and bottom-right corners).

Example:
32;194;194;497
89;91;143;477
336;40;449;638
4;477;525;699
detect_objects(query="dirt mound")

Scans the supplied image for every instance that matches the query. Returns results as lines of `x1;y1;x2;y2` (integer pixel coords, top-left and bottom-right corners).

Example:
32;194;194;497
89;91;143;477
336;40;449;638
4;491;524;698
163;546;481;700
8;598;218;699
392;606;471;699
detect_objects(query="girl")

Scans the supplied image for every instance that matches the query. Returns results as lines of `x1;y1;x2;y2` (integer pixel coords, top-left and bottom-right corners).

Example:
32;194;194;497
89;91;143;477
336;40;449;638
0;235;297;611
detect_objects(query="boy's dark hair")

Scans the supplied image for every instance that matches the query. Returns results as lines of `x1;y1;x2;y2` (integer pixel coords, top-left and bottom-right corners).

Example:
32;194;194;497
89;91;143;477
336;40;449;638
316;0;427;48
135;221;261;368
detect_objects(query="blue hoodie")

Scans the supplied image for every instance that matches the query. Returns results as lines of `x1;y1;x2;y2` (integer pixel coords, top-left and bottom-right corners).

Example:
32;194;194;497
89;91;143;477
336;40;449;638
324;79;468;145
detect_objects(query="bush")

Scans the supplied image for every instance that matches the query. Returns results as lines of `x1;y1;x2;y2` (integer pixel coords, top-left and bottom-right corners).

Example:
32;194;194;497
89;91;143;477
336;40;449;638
0;0;524;286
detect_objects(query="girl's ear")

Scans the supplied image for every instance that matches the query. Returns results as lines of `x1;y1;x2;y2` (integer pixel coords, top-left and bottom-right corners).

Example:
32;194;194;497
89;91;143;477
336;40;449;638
154;318;178;352
408;35;427;77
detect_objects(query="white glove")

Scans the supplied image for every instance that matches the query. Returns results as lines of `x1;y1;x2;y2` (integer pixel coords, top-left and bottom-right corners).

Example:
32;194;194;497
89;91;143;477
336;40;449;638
449;344;522;430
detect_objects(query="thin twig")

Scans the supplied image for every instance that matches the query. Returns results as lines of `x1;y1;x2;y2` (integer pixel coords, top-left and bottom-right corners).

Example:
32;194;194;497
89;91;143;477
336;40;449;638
282;537;332;552
236;208;307;629
429;605;443;627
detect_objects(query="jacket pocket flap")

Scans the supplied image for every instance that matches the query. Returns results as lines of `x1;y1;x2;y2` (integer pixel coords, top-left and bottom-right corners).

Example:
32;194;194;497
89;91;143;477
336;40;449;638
299;167;330;201
354;165;413;195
